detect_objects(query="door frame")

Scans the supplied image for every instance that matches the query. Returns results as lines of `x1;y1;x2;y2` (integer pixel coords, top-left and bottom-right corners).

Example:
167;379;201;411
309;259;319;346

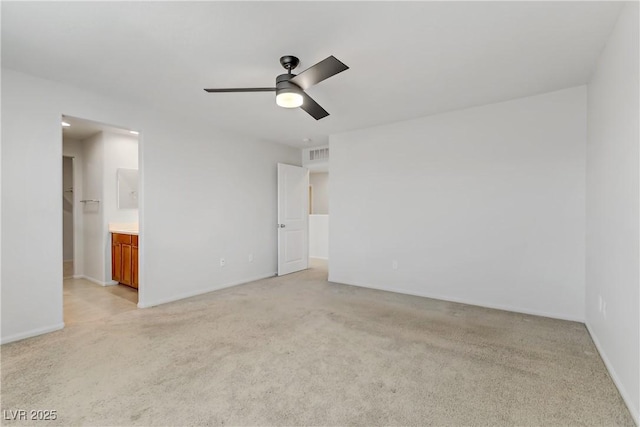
60;115;145;309
61;154;79;278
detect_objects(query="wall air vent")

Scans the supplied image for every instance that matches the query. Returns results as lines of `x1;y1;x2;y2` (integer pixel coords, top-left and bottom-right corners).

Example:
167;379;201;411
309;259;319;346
309;148;329;161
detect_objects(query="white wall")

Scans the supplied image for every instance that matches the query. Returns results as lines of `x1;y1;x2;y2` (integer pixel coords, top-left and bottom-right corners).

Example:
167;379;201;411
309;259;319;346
81;132;105;284
310;172;329;214
62;138;84;277
102;131;138;283
330;86;586;321
309;215;329;259
586;2;639;423
1;68;300;343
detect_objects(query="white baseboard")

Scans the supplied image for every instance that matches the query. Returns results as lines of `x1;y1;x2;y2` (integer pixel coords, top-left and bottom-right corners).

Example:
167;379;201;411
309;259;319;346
327;276;585;323
1;322;65;345
310;256;329;260
585;322;639;426
137;272;277;309
76;275;117;286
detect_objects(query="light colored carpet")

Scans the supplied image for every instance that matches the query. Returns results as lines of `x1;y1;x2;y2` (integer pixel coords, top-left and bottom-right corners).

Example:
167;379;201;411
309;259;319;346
1;262;633;426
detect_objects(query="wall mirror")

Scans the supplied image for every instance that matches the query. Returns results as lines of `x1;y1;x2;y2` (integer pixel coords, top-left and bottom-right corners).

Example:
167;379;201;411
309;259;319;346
117;168;138;209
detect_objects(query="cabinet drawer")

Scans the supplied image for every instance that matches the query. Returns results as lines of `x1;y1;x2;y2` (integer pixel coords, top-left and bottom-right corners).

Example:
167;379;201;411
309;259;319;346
132;235;138;247
112;233;132;245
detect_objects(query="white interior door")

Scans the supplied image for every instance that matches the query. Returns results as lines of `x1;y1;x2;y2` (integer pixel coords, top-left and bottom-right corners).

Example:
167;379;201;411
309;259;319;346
278;163;309;275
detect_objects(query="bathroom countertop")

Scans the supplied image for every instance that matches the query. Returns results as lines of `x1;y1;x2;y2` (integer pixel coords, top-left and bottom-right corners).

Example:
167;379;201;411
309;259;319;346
109;223;139;235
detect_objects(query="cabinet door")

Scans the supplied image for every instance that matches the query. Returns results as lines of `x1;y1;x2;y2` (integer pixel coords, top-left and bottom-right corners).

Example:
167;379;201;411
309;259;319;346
112;243;122;282
121;244;132;286
132;246;139;289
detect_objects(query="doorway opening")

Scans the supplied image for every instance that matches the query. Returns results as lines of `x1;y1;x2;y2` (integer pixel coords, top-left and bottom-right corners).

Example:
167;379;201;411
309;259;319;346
61;115;141;324
309;169;329;264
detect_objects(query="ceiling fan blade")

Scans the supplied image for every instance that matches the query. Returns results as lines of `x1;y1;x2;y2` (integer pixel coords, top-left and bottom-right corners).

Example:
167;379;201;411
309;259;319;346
289;56;348;90
300;92;329;120
204;88;276;93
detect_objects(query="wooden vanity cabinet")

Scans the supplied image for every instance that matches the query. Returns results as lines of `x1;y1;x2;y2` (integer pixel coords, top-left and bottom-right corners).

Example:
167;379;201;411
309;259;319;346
132;235;139;288
112;233;139;289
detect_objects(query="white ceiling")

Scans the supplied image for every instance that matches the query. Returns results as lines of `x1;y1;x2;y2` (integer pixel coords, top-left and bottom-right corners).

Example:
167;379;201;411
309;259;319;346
2;1;622;148
62;115;138;141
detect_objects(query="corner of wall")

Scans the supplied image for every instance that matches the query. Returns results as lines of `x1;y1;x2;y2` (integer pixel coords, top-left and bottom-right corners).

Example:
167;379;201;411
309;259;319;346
585;321;640;425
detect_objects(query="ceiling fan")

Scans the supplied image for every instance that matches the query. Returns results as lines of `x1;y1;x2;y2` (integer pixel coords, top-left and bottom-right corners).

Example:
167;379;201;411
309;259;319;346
204;55;349;120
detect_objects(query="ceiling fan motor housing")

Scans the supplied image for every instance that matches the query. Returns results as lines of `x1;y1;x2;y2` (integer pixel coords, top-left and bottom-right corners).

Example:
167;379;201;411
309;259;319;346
276;73;302;96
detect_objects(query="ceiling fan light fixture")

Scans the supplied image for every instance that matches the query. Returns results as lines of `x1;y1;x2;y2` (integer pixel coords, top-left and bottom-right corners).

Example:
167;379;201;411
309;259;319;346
276;90;303;108
204;55;348;120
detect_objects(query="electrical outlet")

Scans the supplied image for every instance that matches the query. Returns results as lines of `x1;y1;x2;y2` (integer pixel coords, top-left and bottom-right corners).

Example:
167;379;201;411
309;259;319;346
220;258;226;267
392;260;398;270
248;253;253;263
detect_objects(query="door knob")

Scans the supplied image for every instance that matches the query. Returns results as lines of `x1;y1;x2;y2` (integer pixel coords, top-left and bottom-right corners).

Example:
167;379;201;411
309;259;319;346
279;224;286;228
